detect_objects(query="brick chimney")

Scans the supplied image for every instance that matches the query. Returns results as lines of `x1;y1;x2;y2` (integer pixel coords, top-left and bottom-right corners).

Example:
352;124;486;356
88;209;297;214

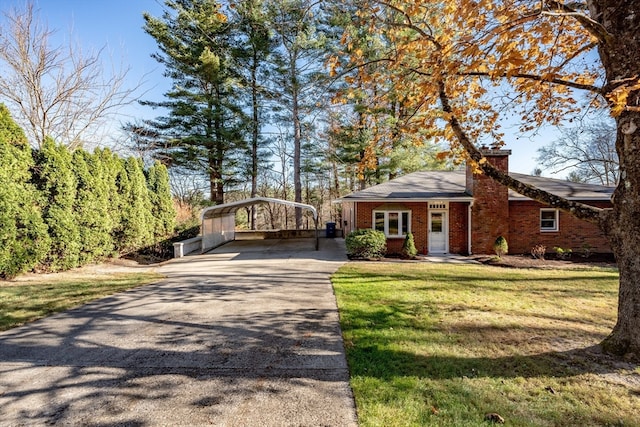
466;148;511;254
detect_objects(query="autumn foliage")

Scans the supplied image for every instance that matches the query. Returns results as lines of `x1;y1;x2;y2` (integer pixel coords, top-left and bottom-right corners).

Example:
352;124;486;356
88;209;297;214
333;1;611;165
335;0;640;357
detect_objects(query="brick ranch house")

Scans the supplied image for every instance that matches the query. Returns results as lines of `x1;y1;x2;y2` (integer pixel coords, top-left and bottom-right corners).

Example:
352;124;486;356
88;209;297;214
338;149;614;256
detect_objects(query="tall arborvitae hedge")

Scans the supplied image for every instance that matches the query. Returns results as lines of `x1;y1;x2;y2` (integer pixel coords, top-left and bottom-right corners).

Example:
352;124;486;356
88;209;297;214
72;150;114;264
0;115;179;278
96;148;124;250
115;157;155;253
146;161;176;240
33;138;81;271
112;155;131;252
0;105;50;279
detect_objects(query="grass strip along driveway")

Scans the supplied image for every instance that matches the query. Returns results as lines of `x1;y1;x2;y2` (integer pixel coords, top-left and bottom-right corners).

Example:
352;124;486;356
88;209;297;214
332;262;640;427
0;272;162;331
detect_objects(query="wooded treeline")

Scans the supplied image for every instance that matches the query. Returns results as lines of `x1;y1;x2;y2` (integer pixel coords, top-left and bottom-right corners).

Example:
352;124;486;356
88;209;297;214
0;105;176;279
0;0;446;235
129;0;445;230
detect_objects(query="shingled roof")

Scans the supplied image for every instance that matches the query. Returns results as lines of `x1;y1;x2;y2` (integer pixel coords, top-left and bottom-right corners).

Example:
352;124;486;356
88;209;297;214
339;170;614;202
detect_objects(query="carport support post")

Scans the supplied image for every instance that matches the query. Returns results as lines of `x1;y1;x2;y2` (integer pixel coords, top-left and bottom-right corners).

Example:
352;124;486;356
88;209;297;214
314;217;319;250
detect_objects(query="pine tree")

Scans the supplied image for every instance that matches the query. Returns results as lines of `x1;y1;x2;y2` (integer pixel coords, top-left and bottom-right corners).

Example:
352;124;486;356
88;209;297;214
232;0;275;229
139;1;245;204
267;0;331;228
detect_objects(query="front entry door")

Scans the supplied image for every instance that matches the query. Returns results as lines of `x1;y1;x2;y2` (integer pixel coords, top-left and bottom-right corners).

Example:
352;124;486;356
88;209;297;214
428;211;448;253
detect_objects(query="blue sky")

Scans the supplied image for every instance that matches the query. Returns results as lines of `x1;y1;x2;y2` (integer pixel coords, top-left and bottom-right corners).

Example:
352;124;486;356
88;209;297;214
1;0;559;176
25;0;171;120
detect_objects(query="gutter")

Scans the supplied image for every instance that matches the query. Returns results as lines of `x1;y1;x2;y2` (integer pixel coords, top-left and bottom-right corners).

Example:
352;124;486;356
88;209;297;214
334;197;475;203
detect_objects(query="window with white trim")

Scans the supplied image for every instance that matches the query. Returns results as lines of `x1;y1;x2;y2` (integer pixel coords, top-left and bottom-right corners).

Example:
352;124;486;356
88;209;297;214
540;209;559;231
373;210;411;237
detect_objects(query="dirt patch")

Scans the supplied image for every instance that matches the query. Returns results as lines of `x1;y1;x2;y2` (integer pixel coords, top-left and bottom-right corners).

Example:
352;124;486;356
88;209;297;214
472;253;617;269
9;258;162;283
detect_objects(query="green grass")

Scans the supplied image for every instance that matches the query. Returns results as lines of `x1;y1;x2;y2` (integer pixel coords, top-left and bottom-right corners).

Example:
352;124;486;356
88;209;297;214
332;262;640;427
0;272;163;331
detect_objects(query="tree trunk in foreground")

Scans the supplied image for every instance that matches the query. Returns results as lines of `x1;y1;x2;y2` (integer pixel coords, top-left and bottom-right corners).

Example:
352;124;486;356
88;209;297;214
597;107;640;355
472;0;640;357
585;0;640;356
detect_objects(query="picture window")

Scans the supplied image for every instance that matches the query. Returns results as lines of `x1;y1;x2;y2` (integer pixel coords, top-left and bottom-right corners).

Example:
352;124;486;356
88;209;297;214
373;211;410;237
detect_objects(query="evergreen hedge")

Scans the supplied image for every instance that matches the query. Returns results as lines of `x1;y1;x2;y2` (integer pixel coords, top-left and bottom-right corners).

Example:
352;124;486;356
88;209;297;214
0;106;50;279
146;161;176;240
72;150;114;264
0;104;178;278
33;138;82;271
116;157;155;253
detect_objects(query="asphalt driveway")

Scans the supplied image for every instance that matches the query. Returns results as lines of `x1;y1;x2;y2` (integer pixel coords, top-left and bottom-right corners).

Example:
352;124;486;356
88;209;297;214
0;238;358;426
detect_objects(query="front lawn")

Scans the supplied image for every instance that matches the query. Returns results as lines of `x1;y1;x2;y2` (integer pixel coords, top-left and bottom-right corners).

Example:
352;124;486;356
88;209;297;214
0;272;162;331
332;262;640;426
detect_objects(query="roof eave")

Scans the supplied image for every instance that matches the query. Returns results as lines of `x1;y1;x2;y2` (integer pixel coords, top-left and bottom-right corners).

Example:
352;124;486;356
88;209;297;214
508;196;613;202
334;197;475;203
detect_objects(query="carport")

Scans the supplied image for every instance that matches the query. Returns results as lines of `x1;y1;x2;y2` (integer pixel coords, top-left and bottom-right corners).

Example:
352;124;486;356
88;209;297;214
193;197;319;255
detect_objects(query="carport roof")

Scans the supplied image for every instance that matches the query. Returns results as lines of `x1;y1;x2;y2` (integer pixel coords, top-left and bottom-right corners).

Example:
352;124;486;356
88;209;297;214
201;197;318;220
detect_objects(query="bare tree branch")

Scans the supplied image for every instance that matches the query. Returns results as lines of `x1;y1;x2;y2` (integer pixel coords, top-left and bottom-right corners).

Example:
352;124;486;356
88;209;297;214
436;76;605;225
543;0;614;46
0;1;143;149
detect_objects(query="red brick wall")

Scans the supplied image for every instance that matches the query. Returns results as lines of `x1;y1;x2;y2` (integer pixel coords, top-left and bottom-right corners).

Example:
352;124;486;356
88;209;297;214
409;203;429;255
449;202;469;254
352;202;428;255
508;200;612;255
352;201;471;255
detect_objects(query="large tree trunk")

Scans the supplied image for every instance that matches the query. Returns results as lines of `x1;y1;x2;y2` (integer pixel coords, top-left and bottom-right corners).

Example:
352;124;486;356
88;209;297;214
210;89;225;206
602;171;640;355
600;109;640;355
292;76;303;229
589;0;640;356
208;156;224;206
250;53;259;230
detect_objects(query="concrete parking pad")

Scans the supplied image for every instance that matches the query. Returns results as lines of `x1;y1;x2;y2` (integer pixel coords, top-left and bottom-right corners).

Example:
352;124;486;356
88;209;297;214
0;238;358;426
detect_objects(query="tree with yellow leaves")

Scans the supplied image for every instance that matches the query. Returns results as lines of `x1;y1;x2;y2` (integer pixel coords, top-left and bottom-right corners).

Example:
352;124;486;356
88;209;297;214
335;0;640;357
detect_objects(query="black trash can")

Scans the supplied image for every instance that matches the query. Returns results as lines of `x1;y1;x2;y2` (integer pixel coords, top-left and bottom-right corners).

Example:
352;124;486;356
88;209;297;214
326;222;336;238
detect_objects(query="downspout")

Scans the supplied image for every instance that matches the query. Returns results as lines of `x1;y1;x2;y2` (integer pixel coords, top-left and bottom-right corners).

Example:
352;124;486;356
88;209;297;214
354;202;357;233
468;201;474;255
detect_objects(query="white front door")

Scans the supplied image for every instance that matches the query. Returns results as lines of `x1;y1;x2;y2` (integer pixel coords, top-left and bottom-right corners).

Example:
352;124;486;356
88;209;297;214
428;211;448;253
